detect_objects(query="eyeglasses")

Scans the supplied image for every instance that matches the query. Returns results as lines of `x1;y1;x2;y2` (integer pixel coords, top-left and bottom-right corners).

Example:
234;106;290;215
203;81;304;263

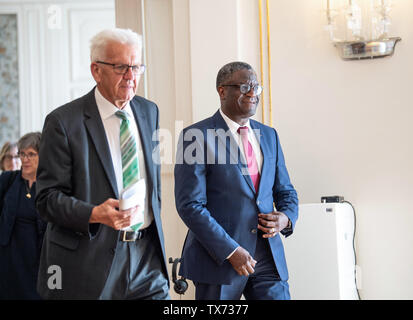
96;61;146;75
4;155;20;161
18;152;38;160
221;83;263;96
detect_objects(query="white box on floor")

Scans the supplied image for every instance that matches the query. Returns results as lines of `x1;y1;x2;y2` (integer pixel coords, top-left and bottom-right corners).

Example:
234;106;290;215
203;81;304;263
283;203;359;300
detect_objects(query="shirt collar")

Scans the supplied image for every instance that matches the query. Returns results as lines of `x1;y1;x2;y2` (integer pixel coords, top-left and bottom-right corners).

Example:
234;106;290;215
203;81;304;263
219;108;251;134
95;87;133;120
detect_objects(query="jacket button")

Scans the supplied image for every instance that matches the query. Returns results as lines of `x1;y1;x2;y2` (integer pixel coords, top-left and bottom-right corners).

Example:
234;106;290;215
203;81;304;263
250;228;257;234
256;200;260;205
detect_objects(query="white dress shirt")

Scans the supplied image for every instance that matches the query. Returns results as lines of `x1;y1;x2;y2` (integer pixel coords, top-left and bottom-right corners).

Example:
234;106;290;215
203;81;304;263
219;108;263;173
94;87;153;230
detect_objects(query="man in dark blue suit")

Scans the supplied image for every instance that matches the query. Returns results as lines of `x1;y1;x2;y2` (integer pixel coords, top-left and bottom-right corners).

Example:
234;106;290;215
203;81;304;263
174;61;298;300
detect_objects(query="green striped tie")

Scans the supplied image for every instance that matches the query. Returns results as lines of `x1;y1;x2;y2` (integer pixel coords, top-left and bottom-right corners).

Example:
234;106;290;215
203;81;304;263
116;110;143;231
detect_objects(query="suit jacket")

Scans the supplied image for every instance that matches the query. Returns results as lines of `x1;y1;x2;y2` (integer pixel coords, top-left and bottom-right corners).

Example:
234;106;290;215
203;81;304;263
174;110;298;285
35;88;167;299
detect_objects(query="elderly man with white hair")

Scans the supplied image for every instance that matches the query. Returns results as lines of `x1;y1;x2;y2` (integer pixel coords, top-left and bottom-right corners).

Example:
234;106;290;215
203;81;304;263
35;28;169;299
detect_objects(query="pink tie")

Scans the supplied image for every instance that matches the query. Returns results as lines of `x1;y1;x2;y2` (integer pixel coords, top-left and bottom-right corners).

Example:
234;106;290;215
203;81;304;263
237;126;260;192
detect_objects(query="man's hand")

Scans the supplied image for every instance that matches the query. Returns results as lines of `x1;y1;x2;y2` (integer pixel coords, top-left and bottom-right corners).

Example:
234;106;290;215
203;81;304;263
228;247;257;276
257;211;289;238
89;198;138;230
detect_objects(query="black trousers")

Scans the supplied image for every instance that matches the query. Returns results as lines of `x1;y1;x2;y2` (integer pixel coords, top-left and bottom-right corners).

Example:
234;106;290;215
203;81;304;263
99;223;170;300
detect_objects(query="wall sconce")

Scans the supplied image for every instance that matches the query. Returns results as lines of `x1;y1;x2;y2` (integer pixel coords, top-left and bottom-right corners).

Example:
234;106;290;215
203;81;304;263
325;0;401;60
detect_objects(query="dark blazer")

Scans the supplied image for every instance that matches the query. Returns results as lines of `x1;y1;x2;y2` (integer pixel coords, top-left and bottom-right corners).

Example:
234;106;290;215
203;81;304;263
0;171;45;247
35;88;167;299
174;110;298;285
0;171;46;299
0;171;20;247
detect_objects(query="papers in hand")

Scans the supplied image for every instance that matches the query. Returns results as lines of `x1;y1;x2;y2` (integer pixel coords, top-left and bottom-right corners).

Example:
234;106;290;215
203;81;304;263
119;178;146;231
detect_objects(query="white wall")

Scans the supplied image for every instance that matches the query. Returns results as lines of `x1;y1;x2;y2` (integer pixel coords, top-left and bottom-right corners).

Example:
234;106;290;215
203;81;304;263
189;0;262;123
116;0;413;300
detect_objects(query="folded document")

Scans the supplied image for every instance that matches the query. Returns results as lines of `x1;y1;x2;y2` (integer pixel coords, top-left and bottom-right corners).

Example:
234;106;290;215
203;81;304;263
119;179;146;231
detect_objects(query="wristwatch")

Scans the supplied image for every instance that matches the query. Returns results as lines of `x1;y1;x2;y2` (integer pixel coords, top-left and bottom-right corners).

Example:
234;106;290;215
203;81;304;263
283;219;292;232
287;219;292;229
280;218;292;236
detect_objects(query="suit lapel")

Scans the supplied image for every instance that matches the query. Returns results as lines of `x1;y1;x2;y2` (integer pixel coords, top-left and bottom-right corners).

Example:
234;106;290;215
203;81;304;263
130;98;154;194
250;120;269;196
212;111;255;193
83;90;119;198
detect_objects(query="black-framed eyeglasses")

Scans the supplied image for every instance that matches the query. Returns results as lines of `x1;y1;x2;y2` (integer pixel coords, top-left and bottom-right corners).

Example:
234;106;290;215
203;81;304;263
18;152;38;160
96;61;146;75
221;83;263;96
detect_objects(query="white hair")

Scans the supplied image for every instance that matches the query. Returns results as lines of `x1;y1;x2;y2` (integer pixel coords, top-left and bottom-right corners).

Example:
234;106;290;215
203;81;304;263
90;28;143;62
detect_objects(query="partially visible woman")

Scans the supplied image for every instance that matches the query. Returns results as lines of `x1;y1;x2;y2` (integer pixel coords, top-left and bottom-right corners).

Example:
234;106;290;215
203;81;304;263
0;132;47;299
0;142;21;172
